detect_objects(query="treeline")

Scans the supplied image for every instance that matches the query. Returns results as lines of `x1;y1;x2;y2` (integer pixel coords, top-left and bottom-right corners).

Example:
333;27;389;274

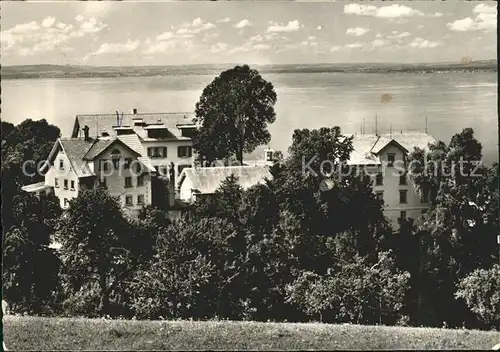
2;120;499;329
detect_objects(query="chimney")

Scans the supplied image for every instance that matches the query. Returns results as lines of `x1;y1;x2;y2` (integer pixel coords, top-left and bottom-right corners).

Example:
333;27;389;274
132;108;138;115
82;125;90;141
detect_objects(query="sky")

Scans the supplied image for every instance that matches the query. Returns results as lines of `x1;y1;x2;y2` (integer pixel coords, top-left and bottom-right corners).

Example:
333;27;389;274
1;1;497;66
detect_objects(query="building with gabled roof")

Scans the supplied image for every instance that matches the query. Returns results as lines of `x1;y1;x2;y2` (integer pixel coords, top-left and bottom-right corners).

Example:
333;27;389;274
178;164;273;203
22;109;198;218
71;109;197;178
345;131;437;230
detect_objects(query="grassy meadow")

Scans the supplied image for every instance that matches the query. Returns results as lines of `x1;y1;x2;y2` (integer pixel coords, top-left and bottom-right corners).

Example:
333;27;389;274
3;315;500;350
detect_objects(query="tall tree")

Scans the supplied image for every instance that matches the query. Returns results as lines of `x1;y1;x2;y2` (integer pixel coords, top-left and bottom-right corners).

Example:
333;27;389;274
404;128;499;327
2;192;62;314
56;187;136;315
1;119;61;239
193;65;277;164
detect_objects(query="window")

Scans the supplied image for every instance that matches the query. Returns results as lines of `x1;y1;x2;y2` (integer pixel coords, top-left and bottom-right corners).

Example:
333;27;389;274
125;195;133;206
148;147;167;158
124;158;132;169
137;195;144;205
400;210;407;220
70;180;75;190
375;191;384;201
375;172;383;186
55;178;59;188
125;177;132;188
137;175;144;187
64;179;68;190
387;153;395;167
399;190;407;204
265;150;273;162
112;158;120;170
135;162;142;174
399;171;407;185
178;146;192;158
59;159;64;170
64;198;69;207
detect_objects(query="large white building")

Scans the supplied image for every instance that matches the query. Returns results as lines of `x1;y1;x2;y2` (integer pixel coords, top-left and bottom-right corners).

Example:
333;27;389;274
22;109;436;228
346;131;436;229
22;110;197;218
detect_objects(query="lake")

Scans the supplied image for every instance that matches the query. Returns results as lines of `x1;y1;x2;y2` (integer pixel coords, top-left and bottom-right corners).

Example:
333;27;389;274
1;71;497;164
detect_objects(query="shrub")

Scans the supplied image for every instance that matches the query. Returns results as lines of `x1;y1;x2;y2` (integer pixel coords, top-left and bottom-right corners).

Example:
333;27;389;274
455;265;500;328
286;251;410;325
127;217;247;320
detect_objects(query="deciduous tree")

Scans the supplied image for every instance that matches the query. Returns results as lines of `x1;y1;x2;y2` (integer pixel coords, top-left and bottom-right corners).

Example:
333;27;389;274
193;65;277;164
56;187;135;315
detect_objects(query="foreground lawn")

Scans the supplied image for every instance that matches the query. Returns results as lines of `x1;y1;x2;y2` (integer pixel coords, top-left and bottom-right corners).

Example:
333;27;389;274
3;315;500;350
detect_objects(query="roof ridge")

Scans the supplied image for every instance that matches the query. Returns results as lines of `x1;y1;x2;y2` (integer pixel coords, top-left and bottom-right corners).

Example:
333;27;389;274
369;135;381;153
76;112;194;117
82;137;113;160
192;165;270;170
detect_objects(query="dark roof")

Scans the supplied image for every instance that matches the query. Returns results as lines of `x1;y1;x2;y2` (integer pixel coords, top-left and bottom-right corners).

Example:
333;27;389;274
85;138;141;160
59;138;97;177
82;139;115;160
42;134;157;178
72;112;196;139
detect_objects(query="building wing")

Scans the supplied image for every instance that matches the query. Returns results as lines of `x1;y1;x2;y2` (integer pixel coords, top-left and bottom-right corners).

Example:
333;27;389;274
179;165;273;195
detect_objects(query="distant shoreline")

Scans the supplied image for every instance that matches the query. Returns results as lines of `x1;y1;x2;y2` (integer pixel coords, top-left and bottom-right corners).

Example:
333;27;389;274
1;61;497;80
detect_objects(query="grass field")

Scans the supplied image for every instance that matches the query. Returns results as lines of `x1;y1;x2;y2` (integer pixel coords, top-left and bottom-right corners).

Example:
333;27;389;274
3;315;500;350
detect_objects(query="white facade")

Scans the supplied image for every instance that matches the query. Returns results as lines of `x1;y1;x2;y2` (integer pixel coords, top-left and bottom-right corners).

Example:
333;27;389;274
345;132;435;230
45;150;80;209
370;144;428;228
21;110;200;218
40;141;153;216
142;139;194;177
92;143;153;218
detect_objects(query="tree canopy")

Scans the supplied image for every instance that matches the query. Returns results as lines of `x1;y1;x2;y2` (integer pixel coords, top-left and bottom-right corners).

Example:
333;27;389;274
193;65;277;164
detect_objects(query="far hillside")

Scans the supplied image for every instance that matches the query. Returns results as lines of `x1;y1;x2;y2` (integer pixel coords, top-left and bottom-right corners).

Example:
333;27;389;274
1;59;497;79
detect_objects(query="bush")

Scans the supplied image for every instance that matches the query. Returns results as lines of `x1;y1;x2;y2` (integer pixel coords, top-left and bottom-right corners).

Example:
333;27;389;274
127;217;248;320
286;251;410;325
455;265;500;328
